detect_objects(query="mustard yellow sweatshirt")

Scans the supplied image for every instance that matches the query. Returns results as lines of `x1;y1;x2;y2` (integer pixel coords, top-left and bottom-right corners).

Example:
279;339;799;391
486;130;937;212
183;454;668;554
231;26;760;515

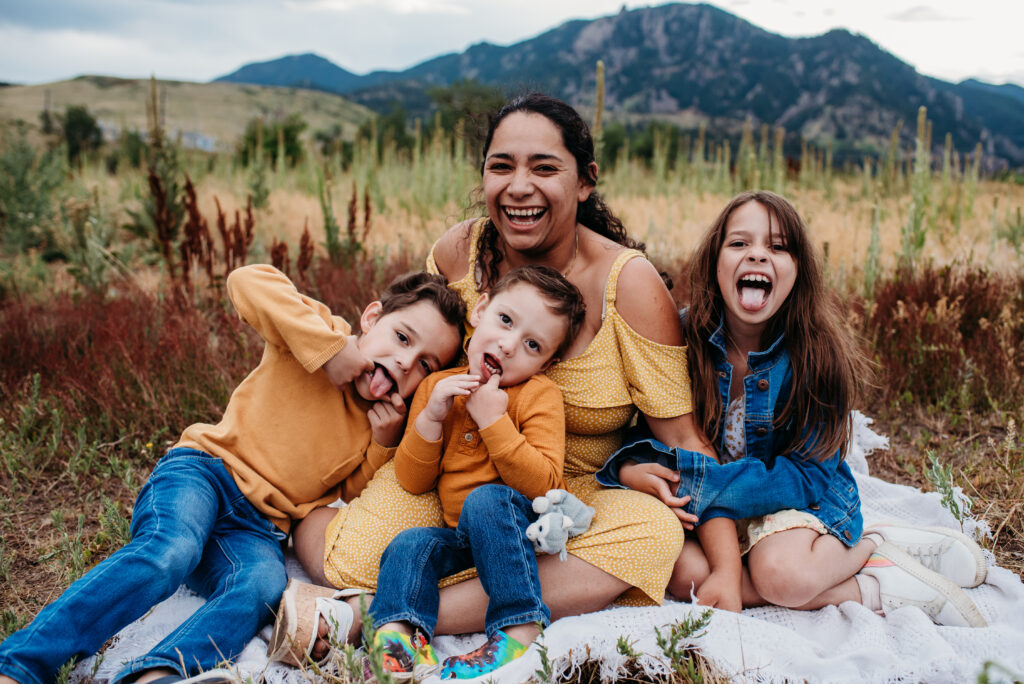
175;264;394;533
395;366;567;527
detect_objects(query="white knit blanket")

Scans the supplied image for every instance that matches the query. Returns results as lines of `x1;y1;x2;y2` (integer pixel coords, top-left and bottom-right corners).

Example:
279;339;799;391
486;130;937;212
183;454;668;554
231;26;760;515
73;413;1024;683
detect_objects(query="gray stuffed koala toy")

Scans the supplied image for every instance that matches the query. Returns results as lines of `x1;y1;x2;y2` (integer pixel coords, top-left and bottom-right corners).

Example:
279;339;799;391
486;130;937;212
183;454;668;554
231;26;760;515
524;489;596;561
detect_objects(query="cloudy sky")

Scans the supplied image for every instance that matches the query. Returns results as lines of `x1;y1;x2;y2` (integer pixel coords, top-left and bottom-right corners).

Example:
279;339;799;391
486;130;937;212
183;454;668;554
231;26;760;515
1;0;1022;88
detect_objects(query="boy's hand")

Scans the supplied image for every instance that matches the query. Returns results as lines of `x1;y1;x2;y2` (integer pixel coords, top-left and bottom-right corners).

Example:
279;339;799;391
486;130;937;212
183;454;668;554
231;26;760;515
415;374;479;441
465;373;507;430
695;568;743;613
620;461;698;528
323;335;374;390
368;392;407;447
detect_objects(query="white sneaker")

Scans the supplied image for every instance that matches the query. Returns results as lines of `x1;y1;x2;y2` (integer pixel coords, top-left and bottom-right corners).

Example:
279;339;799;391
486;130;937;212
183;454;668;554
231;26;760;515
860;542;987;627
868;523;987;587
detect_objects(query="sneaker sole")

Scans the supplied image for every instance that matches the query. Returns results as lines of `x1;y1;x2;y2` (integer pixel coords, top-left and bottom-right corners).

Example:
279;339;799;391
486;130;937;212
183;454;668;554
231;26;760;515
872;523;988;587
877;543;987;627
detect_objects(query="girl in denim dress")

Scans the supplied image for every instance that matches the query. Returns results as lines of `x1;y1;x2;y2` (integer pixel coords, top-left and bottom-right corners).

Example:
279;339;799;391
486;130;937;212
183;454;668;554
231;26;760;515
598;191;988;627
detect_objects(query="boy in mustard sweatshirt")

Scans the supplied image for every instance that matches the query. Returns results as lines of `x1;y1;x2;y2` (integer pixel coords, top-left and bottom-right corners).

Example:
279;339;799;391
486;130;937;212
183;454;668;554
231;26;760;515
0;265;465;684
372;264;585;680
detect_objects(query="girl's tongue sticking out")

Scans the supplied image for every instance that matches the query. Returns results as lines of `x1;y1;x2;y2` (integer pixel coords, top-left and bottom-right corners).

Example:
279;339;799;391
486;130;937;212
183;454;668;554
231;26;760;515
737;276;771;312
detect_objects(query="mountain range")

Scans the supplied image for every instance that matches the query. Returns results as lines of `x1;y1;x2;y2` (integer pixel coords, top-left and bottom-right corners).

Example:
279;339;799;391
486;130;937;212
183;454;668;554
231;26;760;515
215;2;1024;167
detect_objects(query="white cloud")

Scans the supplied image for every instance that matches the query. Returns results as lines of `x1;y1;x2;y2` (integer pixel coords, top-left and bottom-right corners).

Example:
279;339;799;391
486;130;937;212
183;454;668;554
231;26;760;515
287;0;467;13
887;6;955;22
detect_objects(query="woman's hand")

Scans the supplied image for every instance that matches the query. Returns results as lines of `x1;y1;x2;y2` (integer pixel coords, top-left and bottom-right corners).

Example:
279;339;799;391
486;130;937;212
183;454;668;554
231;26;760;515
368;392;407;447
619;461;698;528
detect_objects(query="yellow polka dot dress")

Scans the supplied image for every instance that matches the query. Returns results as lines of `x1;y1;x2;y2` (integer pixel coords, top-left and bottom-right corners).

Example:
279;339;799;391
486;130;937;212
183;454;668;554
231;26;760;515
323;219;693;605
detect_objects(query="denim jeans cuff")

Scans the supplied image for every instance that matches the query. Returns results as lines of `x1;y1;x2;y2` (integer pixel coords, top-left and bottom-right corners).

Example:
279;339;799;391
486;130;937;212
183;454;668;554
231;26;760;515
371;612;435;641
0;661;45;684
488;610;550;638
112;656;186;684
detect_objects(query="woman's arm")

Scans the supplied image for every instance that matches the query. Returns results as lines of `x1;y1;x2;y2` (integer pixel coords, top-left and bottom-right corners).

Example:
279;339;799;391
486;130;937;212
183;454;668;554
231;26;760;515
614;258;716;459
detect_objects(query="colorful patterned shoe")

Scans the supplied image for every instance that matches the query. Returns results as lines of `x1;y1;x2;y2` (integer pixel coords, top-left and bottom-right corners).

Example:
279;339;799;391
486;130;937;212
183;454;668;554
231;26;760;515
363;629;439;682
440;630;528;679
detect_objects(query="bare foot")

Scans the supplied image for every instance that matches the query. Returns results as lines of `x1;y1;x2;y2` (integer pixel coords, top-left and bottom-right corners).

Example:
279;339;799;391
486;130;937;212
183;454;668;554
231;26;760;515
134;668;177;684
309;594;369;661
503;623;540;647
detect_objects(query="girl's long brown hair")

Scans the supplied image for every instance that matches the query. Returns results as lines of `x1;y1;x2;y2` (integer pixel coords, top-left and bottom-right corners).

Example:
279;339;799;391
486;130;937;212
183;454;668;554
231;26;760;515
685;191;871;462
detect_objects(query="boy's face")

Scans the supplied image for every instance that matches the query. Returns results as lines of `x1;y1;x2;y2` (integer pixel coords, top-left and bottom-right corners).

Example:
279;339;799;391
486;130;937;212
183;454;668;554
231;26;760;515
354;300;461;401
467;282;568;388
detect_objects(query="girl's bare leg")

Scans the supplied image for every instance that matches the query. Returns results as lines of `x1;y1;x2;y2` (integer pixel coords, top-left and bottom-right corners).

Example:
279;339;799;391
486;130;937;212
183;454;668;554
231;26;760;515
746;528;875;609
669;537;766;608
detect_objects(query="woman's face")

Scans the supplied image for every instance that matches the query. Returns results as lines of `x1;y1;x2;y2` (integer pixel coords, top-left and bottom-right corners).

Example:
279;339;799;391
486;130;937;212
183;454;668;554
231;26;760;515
482;112;595;256
716;200;798;338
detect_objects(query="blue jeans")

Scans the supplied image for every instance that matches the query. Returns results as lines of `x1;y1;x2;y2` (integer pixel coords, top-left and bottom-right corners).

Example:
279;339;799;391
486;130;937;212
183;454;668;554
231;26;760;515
370;484;548;639
0;448;287;684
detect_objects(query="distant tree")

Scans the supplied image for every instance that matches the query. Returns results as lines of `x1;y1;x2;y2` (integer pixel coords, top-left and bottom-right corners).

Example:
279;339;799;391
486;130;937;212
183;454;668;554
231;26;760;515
62;105;102;165
427;79;506;151
358;104;415;156
239;113;307;168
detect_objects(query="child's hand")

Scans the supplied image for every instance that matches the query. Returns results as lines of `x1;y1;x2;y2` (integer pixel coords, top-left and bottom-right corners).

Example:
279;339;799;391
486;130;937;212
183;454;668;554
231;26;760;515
415;374;480;441
368;392;407;447
695;568;742;612
620;461;698;529
465;373;508;430
323;335;374;390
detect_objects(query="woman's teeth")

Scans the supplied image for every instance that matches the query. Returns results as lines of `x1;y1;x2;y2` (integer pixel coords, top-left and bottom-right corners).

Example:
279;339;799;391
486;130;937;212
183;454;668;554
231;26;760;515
505;207;545;223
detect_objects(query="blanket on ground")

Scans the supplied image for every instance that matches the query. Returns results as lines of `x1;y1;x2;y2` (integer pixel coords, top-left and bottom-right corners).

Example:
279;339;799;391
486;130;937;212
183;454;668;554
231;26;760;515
72;414;1024;683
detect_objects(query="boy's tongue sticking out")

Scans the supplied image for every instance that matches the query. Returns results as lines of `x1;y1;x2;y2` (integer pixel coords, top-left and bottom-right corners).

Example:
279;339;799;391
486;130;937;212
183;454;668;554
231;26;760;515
480;353;503;383
368;364;395;399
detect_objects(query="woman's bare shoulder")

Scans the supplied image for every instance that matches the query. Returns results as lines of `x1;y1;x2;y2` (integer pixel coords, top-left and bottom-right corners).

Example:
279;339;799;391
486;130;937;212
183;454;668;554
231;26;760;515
615;255;683;345
431;218;477;280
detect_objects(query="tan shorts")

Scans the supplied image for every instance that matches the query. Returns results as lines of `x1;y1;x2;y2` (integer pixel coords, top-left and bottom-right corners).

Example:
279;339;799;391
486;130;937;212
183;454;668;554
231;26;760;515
736;509;829;555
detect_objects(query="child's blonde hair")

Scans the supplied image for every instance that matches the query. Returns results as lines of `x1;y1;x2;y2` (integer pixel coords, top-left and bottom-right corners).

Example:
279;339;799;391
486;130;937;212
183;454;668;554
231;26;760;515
684;190;871;462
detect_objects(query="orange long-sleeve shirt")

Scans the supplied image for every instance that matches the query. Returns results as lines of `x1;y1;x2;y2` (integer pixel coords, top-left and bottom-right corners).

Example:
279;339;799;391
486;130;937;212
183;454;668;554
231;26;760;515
395;366;567;527
174;264;394;533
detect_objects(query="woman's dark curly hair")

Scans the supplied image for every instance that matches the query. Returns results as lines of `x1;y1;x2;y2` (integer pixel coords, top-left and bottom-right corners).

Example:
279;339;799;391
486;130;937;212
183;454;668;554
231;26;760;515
474;93;649;289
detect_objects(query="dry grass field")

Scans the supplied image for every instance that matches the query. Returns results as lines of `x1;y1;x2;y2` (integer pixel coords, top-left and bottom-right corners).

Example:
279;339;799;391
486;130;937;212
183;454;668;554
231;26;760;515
1;87;1022;680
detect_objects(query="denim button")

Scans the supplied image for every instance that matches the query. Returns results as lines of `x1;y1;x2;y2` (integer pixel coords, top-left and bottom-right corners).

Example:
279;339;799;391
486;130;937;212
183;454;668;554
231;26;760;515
755;427;768;436
809;503;820;510
843;530;852;540
757;379;769;390
718;370;727;378
464;432;473;442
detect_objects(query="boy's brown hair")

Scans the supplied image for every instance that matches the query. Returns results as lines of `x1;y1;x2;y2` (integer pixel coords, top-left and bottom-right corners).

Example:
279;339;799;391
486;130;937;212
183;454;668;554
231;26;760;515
380;272;467;343
490;265;586;361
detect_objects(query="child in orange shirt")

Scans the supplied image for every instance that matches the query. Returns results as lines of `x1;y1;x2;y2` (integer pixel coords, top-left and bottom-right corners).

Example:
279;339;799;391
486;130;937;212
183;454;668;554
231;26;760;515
370;264;585;680
0;265;465;684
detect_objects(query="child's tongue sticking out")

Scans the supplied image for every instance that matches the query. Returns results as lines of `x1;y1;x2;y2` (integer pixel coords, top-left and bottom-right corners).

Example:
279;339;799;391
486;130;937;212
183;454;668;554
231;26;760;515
368;365;394;398
739;285;768;311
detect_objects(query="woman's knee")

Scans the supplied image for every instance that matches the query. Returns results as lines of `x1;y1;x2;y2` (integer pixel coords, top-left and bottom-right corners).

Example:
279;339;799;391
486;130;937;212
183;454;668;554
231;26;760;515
668;540;710;599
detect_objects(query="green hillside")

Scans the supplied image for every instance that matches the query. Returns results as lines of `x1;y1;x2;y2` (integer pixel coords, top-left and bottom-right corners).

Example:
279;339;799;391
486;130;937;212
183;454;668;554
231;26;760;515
0;75;373;149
